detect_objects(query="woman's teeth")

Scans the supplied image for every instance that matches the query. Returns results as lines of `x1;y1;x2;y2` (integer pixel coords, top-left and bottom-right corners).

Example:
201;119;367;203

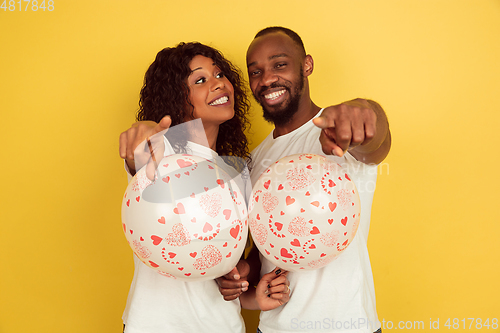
209;96;229;106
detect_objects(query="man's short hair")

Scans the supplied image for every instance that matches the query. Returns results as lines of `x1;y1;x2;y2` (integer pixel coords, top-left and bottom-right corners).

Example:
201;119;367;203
254;26;306;57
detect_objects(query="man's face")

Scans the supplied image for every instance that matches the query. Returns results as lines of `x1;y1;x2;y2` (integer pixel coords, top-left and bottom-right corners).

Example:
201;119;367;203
246;32;305;125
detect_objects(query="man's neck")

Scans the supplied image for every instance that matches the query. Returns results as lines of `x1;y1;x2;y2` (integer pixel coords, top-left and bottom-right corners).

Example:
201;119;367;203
273;100;321;138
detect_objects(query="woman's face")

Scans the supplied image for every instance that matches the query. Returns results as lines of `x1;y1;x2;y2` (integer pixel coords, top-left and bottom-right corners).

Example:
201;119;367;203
186;55;235;127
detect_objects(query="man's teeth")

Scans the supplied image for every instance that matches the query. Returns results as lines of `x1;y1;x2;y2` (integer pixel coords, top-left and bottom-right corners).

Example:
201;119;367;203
209;96;229;106
264;89;286;100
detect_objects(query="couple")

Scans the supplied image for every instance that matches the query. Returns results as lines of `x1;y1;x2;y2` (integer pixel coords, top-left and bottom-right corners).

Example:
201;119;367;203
119;26;391;333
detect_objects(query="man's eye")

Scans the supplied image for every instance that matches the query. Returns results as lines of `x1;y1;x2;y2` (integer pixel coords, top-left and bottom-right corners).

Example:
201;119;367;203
195;77;206;84
250;70;261;76
276;63;286;69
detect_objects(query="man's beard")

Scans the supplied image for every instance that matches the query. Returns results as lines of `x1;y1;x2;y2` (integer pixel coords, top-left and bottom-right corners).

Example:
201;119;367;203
254;71;304;126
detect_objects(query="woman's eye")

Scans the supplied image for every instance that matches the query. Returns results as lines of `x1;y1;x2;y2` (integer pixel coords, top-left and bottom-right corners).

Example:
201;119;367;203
195;77;206;84
216;72;225;79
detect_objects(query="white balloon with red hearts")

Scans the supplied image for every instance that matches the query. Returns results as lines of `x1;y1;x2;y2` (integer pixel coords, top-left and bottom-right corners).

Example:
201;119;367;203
121;154;248;281
248;153;360;271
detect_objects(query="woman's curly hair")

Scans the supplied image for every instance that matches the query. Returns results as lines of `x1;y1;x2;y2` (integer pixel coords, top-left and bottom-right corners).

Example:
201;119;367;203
137;42;251;169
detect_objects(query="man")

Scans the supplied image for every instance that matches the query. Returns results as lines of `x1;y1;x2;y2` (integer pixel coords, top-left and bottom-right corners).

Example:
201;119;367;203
219;26;391;333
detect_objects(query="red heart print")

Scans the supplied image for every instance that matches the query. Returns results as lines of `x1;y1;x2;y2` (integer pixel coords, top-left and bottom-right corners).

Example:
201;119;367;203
126;199;130;207
226;252;232;258
158;216;166;224
345;174;351;181
173;202;185;214
305;191;310;196
216;179;225;189
168;252;176;258
175;174;181;178
310;226;320;234
329;179;335;187
290;239;300;247
286;196;295;205
223;209;231;220
341;217;348;226
184;171;190;176
264;180;271;189
178;267;184;271
135;196;140;202
166;224;190;247
281;248;293;258
162;176;170;183
190;252;197;258
151;235;163;245
262;192;279;213
190;193;195;198
328;219;334;225
199;193;222;217
278;184;284;190
309;244;316;249
329;202;337;212
223;242;228;247
184;273;191;276
177;159;192;168
149;261;159;268
230;225;240;239
275;222;283;231
191;217;196;223
265;249;270;255
193;245;222;270
280;211;285;215
203;223;213;233
300;208;305;213
311;201;320;207
320;253;326;257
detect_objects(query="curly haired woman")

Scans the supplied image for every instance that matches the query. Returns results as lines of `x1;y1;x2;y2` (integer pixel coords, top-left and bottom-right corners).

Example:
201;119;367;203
119;42;290;333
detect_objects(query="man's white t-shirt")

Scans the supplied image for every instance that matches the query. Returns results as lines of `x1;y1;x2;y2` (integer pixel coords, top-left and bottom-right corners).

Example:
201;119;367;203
250;110;381;333
122;140;250;333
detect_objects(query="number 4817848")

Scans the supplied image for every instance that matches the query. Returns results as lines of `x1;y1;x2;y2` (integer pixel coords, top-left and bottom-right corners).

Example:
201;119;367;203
1;0;55;11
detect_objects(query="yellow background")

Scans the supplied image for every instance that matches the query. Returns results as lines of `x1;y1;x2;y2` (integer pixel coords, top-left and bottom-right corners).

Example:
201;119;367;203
1;1;499;332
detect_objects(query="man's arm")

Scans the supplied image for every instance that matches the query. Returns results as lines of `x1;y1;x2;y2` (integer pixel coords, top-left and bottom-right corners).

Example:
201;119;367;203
313;98;391;165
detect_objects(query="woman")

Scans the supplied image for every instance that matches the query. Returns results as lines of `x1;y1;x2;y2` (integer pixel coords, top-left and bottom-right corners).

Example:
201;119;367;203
119;42;290;333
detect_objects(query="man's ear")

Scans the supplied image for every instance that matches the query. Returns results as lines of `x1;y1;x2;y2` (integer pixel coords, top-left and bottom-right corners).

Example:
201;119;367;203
303;54;314;77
